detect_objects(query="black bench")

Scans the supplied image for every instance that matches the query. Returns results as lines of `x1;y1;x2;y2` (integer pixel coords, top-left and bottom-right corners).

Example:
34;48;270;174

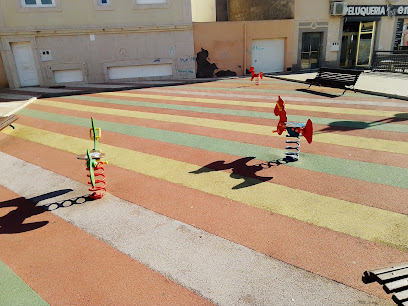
305;67;362;95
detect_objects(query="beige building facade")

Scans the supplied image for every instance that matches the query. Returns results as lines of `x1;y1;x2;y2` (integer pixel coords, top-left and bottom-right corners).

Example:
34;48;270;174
294;0;408;72
2;0;408;87
193;0;408;75
194;20;295;76
0;0;198;88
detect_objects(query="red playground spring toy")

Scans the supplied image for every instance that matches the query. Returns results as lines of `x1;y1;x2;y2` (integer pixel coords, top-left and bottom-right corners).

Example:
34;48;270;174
77;117;107;199
273;96;313;161
249;66;263;85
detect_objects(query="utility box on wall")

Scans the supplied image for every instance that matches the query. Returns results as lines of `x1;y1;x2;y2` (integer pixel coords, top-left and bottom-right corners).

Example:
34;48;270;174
330;42;340;52
40;50;53;62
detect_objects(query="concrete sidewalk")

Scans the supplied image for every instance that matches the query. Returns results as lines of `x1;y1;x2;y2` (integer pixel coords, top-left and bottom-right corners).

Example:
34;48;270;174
0;79;216;117
268;70;408;100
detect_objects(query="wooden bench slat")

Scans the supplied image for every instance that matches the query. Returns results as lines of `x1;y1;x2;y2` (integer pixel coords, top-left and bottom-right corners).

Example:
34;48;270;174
394;289;408;302
377;267;408;282
305;67;362;94
0;115;18;131
385;277;408;293
368;262;408;276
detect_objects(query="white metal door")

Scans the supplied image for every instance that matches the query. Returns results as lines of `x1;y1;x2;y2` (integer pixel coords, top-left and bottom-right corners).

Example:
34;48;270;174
11;42;39;87
252;39;284;73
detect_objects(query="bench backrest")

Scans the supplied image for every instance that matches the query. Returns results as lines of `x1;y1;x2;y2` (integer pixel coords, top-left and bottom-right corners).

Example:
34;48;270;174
316;67;362;84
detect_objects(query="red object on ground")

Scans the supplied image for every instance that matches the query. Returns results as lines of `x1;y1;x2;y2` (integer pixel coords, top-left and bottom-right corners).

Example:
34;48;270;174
87;161;107;199
273;96;313;144
302;119;313;144
249;66;263;84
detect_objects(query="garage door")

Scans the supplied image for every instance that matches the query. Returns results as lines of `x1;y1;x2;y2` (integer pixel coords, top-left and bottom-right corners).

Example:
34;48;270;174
108;63;173;80
53;69;84;84
251;39;284;73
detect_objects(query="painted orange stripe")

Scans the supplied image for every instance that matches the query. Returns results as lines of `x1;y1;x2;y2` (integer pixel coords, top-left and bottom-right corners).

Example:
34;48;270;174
12;114;408;216
1;135;406;300
38;97;408;143
153;84;403;103
92;92;408;127
0;185;212;305
92;91;408;111
26;103;408;168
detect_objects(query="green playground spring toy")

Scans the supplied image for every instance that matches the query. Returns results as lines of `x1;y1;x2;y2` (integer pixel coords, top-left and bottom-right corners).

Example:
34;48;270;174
77;117;107;199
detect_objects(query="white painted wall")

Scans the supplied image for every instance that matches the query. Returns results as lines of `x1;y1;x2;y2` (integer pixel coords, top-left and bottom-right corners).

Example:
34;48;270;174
191;0;216;22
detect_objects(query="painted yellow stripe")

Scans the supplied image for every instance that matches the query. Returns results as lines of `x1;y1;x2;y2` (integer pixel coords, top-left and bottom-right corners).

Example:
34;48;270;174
99;92;408;118
2;123;408;251
98;92;276;108
34;99;408;155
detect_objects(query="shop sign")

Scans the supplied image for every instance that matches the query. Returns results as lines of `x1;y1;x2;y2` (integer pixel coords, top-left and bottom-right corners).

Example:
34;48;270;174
346;5;408;17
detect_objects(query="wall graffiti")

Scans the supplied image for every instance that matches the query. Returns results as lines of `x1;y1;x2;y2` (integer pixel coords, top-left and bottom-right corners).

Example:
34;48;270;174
180;56;195;63
178;69;194;74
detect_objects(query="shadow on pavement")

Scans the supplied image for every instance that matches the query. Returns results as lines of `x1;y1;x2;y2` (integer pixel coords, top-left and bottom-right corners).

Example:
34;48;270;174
296;88;341;98
190;156;295;189
0;189;93;234
317;113;408;133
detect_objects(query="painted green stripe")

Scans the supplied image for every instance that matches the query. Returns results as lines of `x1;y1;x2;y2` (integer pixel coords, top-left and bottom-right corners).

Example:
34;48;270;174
183;85;377;98
0;260;49;306
32;99;408;155
102;92;406;118
3;124;408;251
218;79;289;84
68;95;408;133
18;108;408;189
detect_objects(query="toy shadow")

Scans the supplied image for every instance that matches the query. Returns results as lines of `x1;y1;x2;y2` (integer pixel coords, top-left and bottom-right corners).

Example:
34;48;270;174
0;189;93;234
190;156;294;189
317;113;408;133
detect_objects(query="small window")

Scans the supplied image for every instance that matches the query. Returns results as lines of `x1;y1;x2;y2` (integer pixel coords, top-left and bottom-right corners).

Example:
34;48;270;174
21;0;55;7
133;0;169;9
135;0;166;3
94;0;114;10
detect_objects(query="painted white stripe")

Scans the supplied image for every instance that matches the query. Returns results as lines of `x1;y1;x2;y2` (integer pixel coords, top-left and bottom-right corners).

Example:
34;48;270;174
0;152;386;306
142;88;408;108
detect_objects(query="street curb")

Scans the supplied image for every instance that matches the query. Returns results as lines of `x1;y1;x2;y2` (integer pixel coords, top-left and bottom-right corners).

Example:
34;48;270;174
38;79;221;99
266;75;408;101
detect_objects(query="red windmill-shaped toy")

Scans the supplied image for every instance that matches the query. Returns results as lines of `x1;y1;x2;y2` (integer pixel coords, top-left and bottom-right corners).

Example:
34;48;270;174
249;66;263;85
273;96;313;161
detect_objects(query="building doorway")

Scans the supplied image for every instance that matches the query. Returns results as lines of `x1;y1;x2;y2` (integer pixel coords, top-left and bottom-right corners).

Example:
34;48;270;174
11;42;39;87
340;21;376;68
300;32;321;70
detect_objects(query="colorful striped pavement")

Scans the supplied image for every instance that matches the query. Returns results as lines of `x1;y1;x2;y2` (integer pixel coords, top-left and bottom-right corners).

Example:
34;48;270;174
1;77;407;305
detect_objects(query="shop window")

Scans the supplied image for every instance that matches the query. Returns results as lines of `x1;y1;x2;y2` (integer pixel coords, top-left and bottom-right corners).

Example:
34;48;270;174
340;21;376;68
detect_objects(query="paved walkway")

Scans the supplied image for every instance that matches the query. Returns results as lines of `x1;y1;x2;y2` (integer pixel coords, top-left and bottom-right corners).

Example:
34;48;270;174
1;76;407;305
269;70;408;100
1;71;408;118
